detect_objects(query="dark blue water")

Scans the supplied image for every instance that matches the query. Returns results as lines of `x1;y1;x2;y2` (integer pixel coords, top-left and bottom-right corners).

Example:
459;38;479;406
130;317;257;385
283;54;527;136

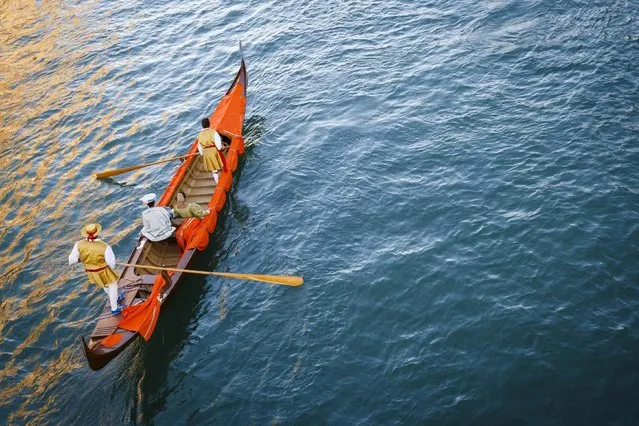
1;0;638;424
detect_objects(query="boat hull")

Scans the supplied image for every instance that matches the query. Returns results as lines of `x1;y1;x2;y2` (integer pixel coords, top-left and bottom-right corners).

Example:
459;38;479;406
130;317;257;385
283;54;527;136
81;53;247;370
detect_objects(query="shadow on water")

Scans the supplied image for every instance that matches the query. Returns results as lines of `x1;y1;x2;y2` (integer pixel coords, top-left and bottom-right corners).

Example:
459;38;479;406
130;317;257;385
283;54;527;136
130;238;226;423
96;177;139;188
115;153;252;423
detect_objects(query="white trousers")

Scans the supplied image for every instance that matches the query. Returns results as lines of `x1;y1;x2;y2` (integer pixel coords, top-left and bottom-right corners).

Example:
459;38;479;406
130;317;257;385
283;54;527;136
102;283;119;311
212;171;220;183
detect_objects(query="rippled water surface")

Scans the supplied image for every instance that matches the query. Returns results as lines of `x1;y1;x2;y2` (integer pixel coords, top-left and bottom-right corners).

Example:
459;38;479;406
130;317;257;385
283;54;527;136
1;0;638;424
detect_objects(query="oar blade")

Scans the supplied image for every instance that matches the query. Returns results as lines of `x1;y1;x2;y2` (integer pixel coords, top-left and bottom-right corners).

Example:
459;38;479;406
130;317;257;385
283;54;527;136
213;272;304;286
242;274;304;286
95;165;142;179
117;262;303;287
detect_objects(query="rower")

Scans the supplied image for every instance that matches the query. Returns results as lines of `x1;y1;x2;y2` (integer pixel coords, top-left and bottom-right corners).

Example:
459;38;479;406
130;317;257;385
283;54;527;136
69;223;123;315
140;193;175;242
197;118;226;184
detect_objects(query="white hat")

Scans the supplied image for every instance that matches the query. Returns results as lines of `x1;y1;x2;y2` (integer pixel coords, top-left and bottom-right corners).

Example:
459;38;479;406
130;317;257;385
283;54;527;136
140;193;156;204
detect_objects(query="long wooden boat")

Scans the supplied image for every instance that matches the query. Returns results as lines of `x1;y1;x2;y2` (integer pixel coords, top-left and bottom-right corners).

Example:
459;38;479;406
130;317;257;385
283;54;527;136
81;52;248;371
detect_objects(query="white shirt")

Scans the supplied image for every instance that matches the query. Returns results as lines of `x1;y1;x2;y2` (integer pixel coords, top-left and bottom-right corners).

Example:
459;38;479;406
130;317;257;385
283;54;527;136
197;130;223;155
68;239;116;269
141;206;175;242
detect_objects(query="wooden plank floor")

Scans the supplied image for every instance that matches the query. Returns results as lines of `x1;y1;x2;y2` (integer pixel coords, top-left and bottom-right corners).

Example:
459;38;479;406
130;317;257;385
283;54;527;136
180;157;218;209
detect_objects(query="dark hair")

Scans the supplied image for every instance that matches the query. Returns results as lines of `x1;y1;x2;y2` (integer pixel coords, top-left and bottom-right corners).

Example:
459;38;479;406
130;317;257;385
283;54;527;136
201;118;210;128
148;200;155;208
178;190;187;198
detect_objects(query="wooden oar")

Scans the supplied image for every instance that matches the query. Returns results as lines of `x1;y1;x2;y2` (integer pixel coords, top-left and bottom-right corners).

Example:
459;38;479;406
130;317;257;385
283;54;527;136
117;262;303;286
95;153;198;179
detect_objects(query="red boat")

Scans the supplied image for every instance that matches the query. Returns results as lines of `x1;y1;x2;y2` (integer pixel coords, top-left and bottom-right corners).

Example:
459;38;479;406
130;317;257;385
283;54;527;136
81;51;248;370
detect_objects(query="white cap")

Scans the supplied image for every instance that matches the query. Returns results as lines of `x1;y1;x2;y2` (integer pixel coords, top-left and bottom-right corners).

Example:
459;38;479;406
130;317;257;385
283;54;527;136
140;193;156;204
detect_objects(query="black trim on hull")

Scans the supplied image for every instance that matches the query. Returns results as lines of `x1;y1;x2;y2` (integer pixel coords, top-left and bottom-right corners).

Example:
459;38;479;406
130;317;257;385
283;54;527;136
81;333;139;371
225;45;247;96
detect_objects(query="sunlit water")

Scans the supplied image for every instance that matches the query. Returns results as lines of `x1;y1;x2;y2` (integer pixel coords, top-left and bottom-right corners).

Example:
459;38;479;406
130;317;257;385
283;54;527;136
1;0;638;424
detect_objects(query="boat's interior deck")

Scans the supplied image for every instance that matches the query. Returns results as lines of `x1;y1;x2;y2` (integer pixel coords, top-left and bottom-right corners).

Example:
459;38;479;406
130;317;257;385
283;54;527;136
133;152;221;275
90;153;222;340
90;141;235;342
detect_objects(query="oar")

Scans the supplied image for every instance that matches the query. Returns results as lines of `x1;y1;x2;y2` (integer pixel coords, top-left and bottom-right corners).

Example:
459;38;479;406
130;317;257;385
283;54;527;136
95;153;199;179
117;262;303;286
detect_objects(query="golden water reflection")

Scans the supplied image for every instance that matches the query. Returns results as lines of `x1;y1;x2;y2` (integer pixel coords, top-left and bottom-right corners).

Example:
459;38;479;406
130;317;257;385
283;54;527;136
0;2;152;423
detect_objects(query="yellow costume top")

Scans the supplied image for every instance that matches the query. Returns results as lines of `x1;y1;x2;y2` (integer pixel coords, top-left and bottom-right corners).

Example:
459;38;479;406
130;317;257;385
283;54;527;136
173;202;207;218
69;239;119;287
198;128;224;172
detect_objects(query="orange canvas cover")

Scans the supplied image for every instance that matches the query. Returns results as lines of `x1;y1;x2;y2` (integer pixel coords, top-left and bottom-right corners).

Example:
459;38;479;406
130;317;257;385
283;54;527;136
231;137;245;155
101;332;123;347
176;218;210;252
118;273;171;341
226;149;239;172
219;170;232;192
203;209;218;233
209;83;246;138
210;187;226;212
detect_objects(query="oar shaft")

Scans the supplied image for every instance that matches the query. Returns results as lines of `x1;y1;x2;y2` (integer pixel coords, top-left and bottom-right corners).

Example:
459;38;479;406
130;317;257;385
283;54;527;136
95;153;198;179
117;262;303;286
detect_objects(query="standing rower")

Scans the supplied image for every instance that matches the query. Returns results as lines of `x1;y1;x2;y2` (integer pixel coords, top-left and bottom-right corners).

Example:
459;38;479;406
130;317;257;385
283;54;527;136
69;223;123;315
197;117;226;184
